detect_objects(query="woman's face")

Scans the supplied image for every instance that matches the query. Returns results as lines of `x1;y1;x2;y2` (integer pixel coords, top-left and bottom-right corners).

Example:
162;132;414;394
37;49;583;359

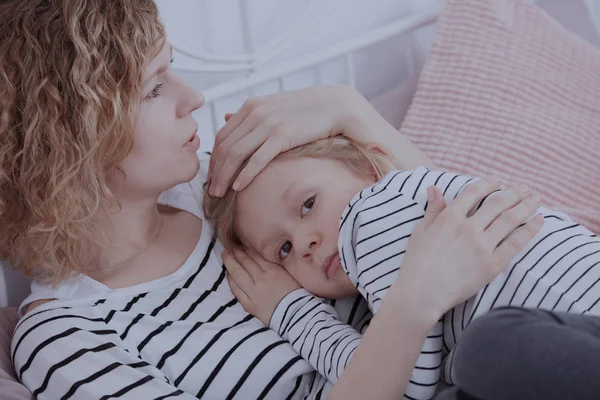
114;41;205;198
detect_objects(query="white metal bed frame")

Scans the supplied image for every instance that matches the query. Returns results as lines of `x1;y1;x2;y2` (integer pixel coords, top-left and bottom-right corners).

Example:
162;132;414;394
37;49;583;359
190;10;440;139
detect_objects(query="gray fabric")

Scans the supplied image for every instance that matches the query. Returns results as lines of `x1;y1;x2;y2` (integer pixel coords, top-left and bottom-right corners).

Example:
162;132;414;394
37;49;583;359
435;307;600;400
0;307;33;399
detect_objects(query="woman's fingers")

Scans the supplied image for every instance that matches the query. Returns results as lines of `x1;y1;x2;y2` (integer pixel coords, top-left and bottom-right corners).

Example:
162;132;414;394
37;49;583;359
452;178;500;217
485;194;542;247
208;103;254;179
493;215;544;267
416;186;446;234
211;125;270;196
234;133;291;191
470;185;528;229
214;100;256;150
210;116;263;196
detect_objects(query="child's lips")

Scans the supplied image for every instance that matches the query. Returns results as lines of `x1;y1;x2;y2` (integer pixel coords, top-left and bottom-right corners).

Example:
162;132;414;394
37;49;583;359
322;252;341;279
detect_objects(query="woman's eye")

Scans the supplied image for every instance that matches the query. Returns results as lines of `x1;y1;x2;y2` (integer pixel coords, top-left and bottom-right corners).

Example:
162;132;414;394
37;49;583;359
279;241;292;260
301;196;315;216
146;82;164;99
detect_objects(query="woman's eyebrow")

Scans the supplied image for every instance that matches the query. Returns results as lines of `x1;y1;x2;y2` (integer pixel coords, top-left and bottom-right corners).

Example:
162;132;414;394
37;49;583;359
143;45;173;87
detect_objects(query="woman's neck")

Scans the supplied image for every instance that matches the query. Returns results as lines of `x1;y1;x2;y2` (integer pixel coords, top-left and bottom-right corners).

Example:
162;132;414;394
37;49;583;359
84;195;164;279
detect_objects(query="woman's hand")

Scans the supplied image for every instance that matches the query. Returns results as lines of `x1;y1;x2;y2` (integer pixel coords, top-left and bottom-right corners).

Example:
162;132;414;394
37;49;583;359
223;248;301;326
208;86;360;196
208;85;432;197
397;180;544;319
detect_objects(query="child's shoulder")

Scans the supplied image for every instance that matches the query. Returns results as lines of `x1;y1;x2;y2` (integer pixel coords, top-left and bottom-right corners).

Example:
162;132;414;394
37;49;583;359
340;168;429;226
373;167;478;208
369;166;437;198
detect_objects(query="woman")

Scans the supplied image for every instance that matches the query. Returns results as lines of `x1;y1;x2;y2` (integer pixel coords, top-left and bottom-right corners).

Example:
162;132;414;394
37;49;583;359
1;1;541;399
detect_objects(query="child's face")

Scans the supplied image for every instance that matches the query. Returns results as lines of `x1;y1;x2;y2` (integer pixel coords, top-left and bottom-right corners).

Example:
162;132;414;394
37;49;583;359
236;157;374;299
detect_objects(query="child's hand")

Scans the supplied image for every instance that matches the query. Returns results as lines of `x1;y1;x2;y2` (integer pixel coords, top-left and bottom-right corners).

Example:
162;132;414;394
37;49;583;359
223;248;301;326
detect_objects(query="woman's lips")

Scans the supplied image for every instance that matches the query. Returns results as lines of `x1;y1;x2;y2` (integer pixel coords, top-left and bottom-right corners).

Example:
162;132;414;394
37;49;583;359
322;252;341;279
185;132;200;150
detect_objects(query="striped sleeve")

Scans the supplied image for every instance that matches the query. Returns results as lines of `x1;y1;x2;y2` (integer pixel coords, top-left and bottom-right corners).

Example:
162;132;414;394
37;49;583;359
338;168;477;305
269;288;362;384
337;168;474;400
12;308;198;400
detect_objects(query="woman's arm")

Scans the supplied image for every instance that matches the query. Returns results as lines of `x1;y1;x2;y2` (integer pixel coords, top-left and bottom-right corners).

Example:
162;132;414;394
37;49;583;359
336;87;437;170
327;278;440;400
208;86;435;197
327;180;543;399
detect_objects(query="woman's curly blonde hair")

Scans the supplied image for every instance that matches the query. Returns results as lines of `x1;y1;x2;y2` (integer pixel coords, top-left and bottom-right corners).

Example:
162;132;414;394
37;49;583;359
204;136;395;250
0;0;165;283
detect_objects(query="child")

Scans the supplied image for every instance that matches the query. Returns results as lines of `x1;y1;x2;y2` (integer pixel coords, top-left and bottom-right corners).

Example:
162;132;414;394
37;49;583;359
204;136;600;400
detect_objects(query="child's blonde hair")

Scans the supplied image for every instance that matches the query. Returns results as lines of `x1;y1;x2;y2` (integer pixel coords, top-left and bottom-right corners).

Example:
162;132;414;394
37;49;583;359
203;135;395;250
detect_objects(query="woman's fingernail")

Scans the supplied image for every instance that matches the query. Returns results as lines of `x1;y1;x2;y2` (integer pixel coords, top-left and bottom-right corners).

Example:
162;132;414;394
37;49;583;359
212;185;220;197
232;181;241;191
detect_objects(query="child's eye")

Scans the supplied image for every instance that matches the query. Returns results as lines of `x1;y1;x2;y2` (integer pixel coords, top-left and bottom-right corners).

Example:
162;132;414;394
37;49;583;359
301;196;315;216
278;241;293;260
146;82;164;99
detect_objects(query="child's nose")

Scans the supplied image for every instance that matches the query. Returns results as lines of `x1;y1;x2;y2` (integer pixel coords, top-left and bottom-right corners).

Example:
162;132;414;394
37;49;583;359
302;240;318;260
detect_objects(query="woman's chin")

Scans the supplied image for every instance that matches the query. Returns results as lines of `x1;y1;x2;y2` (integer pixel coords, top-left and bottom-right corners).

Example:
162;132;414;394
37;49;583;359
181;153;201;182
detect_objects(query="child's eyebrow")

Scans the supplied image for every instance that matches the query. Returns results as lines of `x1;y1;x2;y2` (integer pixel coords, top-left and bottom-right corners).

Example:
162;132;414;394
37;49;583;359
282;181;301;204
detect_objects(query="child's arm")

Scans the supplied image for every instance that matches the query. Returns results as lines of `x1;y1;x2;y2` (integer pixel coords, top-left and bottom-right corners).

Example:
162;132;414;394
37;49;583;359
269;288;364;384
223;249;366;385
338;169;471;399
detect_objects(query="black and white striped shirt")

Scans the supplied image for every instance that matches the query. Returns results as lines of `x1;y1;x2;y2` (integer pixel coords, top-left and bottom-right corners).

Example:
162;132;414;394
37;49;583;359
334;167;600;400
11;154;371;400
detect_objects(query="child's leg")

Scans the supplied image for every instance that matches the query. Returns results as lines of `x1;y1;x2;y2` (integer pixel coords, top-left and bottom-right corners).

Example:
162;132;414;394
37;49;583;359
443;307;600;400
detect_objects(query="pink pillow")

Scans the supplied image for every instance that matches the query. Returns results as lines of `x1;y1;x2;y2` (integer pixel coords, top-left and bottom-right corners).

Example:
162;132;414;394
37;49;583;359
400;0;600;233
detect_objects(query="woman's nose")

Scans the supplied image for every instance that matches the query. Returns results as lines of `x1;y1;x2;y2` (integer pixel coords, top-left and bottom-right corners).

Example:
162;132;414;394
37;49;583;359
176;77;205;117
191;89;205;111
186;89;205;115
